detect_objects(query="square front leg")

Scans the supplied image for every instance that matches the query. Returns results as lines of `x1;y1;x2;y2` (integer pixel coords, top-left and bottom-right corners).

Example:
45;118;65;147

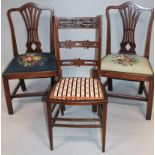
2;75;14;114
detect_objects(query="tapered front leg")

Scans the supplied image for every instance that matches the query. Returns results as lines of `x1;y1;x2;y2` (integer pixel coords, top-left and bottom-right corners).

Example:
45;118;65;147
146;79;154;120
46;102;53;150
2;75;14;114
102;102;107;152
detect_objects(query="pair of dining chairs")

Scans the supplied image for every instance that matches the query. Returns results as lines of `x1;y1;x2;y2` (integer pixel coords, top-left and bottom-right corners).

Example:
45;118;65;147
2;1;154;152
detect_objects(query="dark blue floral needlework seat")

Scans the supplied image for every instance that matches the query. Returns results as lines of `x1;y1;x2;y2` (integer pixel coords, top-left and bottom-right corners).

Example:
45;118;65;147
4;52;57;73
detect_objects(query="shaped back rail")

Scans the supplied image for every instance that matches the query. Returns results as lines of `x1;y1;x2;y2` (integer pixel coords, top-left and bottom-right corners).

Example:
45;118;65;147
7;2;54;56
55;16;102;77
106;1;154;57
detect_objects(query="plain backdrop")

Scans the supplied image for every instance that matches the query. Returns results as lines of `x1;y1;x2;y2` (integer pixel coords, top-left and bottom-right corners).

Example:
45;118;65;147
1;0;154;75
1;0;154;155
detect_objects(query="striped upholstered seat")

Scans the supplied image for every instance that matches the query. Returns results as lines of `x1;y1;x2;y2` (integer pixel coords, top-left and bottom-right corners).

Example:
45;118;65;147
50;77;104;100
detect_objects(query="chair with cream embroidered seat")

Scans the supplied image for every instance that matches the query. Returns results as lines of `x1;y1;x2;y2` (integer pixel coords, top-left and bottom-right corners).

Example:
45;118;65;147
45;16;108;152
94;1;154;120
2;3;57;114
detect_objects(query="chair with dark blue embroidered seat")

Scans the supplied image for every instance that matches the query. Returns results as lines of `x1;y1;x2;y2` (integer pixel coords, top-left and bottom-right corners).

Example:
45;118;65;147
2;3;57;114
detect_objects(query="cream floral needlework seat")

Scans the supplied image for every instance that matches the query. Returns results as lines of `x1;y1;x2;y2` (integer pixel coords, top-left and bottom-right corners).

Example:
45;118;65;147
101;54;153;75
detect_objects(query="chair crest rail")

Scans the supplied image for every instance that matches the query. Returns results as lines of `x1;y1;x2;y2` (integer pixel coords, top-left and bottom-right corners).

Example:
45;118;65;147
58;17;99;29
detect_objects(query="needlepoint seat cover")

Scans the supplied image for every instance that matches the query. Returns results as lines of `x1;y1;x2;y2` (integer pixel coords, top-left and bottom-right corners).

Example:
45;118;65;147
4;52;57;73
101;54;153;75
50;77;104;100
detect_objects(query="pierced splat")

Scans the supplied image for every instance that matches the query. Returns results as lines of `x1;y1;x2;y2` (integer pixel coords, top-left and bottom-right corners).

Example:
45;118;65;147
20;5;42;52
119;5;142;54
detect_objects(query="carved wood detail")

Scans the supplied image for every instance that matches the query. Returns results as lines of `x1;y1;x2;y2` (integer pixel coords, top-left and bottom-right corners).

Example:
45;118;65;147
59;40;98;49
61;59;97;67
20;5;42;52
119;5;142;54
59;17;98;29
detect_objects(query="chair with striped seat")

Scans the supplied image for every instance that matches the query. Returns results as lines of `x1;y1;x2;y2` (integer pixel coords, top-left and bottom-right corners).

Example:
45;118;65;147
45;16;108;152
50;77;104;100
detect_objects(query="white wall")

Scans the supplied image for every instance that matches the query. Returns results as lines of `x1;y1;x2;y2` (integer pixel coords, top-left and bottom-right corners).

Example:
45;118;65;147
1;0;154;90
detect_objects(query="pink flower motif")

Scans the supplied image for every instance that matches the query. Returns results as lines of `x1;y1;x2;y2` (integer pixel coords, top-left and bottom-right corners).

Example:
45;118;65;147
23;56;32;62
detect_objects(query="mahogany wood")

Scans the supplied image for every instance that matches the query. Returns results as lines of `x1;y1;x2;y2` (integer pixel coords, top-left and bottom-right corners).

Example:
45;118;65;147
100;1;154;120
45;16;108;152
2;3;56;114
53;124;102;128
11;92;47;98
107;92;147;101
55;118;101;122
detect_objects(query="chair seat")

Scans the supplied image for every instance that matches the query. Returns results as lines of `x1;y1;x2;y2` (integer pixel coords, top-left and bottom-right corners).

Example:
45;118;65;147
101;54;153;75
50;77;104;100
3;52;57;74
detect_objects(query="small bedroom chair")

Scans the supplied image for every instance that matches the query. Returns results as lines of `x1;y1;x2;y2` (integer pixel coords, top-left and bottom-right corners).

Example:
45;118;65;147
45;16;108;152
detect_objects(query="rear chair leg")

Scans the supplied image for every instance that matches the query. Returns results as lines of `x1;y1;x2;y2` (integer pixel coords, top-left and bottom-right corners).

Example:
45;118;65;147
46;102;53;150
102;102;107;152
92;105;97;112
138;81;144;94
51;77;56;86
61;105;65;116
20;79;26;91
92;69;98;112
107;78;113;91
2;75;14;114
146;79;154;120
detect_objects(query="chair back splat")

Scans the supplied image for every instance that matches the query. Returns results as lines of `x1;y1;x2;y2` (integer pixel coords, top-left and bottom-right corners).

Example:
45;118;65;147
106;1;154;57
54;16;102;78
7;2;55;55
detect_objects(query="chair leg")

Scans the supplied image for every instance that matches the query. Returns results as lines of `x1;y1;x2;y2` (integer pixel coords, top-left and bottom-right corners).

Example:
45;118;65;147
102;102;107;152
2;75;14;114
51;77;55;86
146;79;154;120
138;81;144;94
60;105;65;116
46;102;53;150
107;78;113;91
20;79;26;91
92;105;97;112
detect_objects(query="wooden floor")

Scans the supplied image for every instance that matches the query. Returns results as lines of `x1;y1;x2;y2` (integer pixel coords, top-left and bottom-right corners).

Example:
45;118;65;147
1;79;153;155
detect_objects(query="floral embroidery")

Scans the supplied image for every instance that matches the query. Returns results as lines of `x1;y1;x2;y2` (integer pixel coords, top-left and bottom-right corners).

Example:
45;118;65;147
17;53;48;67
112;54;139;66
